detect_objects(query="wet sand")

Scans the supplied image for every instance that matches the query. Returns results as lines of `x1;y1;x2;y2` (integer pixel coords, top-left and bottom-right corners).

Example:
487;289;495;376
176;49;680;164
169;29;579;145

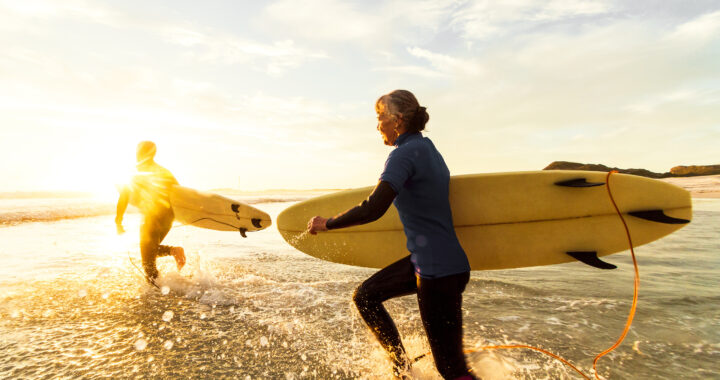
660;174;720;198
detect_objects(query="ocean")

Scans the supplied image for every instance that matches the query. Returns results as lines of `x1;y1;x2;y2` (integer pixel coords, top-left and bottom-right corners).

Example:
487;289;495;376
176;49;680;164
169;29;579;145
0;192;718;379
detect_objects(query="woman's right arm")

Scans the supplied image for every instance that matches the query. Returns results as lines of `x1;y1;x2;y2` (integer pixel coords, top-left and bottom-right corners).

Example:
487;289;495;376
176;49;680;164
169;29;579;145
325;181;397;230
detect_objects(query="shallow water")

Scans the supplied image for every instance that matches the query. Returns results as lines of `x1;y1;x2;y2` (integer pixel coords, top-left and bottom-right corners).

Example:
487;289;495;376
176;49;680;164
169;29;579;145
0;196;718;379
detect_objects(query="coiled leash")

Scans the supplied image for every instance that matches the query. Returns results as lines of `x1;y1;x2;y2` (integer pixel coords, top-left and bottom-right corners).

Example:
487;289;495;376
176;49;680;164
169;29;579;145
413;171;642;379
127;250;160;289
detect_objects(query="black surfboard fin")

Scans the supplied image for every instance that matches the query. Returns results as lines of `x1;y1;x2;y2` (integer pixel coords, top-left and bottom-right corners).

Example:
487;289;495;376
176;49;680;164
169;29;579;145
554;178;605;187
628;210;690;225
566;251;617;269
251;218;262;228
231;204;240;213
239;228;247;238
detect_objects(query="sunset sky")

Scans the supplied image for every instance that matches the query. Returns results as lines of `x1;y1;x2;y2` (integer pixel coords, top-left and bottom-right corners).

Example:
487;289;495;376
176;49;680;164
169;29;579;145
1;0;718;194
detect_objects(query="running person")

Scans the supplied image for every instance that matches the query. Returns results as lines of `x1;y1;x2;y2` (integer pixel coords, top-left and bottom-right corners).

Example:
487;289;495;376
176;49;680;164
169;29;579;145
116;141;186;282
307;90;476;379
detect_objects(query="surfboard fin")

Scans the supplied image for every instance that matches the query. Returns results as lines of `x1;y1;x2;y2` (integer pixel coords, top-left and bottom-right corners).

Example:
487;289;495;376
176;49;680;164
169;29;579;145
231;204;240;213
628;210;690;225
239;228;247;238
566;251;617;269
554;178;605;187
252;218;262;228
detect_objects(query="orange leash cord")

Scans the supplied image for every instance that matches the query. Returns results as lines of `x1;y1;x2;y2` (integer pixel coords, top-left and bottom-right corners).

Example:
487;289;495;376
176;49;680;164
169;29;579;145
591;170;640;379
413;171;640;380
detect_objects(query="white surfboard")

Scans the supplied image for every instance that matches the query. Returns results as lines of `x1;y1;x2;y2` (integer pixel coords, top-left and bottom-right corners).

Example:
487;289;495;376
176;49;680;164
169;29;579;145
170;186;271;235
277;171;691;270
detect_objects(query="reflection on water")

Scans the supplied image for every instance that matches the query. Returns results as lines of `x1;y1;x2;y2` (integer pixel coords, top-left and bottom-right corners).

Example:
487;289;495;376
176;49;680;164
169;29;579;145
0;201;719;379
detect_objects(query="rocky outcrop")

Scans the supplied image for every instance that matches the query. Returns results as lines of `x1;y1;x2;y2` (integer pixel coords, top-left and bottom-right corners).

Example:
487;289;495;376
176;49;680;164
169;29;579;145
670;165;720;176
544;161;720;178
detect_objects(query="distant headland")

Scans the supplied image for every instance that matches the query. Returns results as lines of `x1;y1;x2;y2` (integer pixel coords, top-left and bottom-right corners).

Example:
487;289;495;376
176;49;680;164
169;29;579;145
544;161;720;178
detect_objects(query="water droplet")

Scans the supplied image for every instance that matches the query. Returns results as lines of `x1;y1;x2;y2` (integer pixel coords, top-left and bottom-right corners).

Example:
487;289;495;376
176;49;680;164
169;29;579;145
260;336;269;347
229;306;235;313
245;339;252;347
162;311;174;322
301;354;307;361
161;286;170;295
415;234;428;247
200;313;206;320
282;341;288;348
78;289;87;298
101;292;109;299
135;339;148;351
163;340;174;350
223;339;227;345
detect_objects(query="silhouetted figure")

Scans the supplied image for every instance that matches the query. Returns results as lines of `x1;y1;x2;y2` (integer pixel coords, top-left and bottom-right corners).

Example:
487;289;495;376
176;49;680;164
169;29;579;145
116;141;185;281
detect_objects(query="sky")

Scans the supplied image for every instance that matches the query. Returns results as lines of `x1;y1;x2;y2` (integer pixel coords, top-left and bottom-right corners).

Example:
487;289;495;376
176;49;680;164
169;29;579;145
1;0;719;194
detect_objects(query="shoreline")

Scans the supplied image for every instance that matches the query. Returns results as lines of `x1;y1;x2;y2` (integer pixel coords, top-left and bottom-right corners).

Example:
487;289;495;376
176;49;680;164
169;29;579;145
660;174;720;198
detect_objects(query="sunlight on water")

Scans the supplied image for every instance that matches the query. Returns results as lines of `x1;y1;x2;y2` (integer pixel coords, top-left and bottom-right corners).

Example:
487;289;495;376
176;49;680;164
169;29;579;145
0;198;718;378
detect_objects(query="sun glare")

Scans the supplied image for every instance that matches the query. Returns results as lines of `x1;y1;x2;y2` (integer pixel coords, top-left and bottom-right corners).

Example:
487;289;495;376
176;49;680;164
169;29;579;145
43;148;137;200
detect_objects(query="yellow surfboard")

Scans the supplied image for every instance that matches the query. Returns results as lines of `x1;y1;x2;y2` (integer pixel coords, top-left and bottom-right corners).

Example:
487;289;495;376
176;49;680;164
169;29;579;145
170;186;271;236
121;183;271;236
277;171;691;270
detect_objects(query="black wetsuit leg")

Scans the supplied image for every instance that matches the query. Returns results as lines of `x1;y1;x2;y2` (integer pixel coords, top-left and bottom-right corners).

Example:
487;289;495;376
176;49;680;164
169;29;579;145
140;209;174;280
417;271;473;379
353;256;417;371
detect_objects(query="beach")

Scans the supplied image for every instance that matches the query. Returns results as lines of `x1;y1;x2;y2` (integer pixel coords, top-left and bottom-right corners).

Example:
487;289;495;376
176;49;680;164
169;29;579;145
661;175;720;199
0;180;718;379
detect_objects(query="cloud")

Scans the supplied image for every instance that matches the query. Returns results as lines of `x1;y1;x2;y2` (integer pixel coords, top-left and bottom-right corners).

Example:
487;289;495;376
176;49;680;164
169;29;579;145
450;0;614;40
262;0;458;45
668;9;720;45
264;0;377;41
373;65;447;78
159;26;328;76
407;47;482;76
395;12;720;173
0;0;326;77
626;88;720;114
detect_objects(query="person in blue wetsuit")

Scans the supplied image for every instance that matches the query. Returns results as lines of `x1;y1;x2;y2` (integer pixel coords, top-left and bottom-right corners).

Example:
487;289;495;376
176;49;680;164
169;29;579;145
307;90;477;380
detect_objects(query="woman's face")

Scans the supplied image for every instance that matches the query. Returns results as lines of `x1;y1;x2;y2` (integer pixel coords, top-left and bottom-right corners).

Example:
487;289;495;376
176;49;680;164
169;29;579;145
377;111;399;146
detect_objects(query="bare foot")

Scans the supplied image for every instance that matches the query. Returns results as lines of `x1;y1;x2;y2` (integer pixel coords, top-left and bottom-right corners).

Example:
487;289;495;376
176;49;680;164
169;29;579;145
171;247;185;271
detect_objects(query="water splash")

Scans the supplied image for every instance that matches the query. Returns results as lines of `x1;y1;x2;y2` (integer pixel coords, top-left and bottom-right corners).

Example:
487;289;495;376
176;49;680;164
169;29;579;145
134;338;148;351
162;310;174;322
287;230;309;246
